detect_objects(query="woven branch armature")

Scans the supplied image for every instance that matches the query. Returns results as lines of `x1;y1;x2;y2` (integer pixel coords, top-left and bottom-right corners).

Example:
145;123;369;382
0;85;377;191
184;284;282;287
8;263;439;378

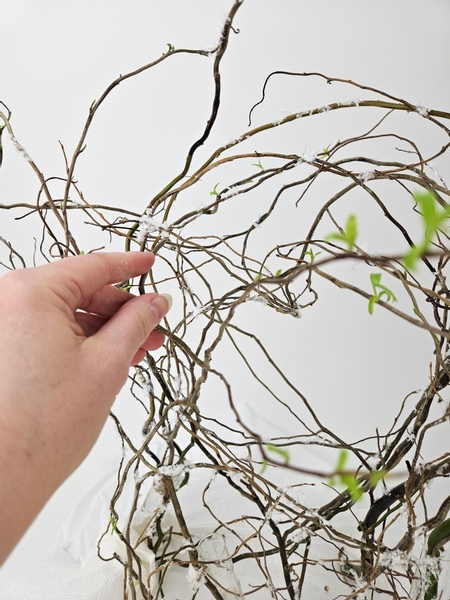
1;2;450;598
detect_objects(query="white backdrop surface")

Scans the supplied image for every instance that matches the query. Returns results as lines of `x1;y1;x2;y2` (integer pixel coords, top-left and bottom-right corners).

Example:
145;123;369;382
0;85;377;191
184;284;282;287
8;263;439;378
0;1;449;598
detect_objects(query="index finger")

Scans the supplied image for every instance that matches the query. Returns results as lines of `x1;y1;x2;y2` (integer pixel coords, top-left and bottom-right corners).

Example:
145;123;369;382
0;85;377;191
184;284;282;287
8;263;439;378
43;252;155;310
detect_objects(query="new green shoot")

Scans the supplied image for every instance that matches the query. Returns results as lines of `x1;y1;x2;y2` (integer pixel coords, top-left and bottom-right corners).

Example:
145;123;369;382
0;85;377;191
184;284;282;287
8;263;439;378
326;215;358;252
262;444;290;472
330;450;363;503
305;249;322;264
404;190;450;270
210;182;220;197
368;273;397;314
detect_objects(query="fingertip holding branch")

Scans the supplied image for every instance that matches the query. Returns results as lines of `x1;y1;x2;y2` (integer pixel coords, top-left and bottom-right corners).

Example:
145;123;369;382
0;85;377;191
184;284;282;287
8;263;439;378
148;293;173;323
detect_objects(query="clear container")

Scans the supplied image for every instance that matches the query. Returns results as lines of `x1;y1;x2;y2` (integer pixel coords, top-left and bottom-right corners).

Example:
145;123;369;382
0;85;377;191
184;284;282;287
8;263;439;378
197;533;243;599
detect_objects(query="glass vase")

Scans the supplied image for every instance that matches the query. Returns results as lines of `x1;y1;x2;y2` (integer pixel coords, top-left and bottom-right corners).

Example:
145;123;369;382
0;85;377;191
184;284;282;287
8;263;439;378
197;533;243;599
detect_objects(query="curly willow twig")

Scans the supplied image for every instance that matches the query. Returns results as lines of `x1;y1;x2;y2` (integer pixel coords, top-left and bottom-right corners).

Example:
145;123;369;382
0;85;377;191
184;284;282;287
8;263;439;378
2;1;450;598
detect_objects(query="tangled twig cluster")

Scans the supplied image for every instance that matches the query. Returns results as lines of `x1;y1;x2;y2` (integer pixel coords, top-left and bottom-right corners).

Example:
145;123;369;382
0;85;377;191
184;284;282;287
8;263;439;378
2;2;450;598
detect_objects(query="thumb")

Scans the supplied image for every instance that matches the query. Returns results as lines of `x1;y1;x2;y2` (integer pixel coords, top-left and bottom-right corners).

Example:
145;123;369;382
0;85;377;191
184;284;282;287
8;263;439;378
90;293;172;367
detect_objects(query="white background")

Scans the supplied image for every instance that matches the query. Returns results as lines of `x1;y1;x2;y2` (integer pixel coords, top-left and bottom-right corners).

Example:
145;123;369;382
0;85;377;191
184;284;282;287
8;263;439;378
1;0;450;593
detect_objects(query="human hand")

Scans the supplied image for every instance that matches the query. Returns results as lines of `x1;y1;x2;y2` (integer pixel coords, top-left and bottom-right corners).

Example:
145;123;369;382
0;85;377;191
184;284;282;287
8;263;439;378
0;252;171;562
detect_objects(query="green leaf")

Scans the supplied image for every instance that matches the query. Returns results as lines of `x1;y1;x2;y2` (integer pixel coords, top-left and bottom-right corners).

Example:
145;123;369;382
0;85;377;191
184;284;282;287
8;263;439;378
330;450;362;503
427;518;450;555
341;474;363;502
368;273;397;314
210;182;220;197
404;245;424;271
424;573;438;600
376;284;397;301
275;269;282;276
305;249;321;264
110;515;118;535
368;470;387;486
266;444;290;464
345;215;358;248
252;159;264;170
368;296;378;315
404;190;450;270
336;449;348;471
326;214;358;251
321;143;332;157
370;273;381;287
166;43;175;52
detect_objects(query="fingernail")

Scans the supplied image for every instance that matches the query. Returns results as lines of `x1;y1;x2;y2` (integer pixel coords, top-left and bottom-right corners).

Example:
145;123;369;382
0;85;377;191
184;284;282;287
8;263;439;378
161;293;173;312
149;293;172;321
